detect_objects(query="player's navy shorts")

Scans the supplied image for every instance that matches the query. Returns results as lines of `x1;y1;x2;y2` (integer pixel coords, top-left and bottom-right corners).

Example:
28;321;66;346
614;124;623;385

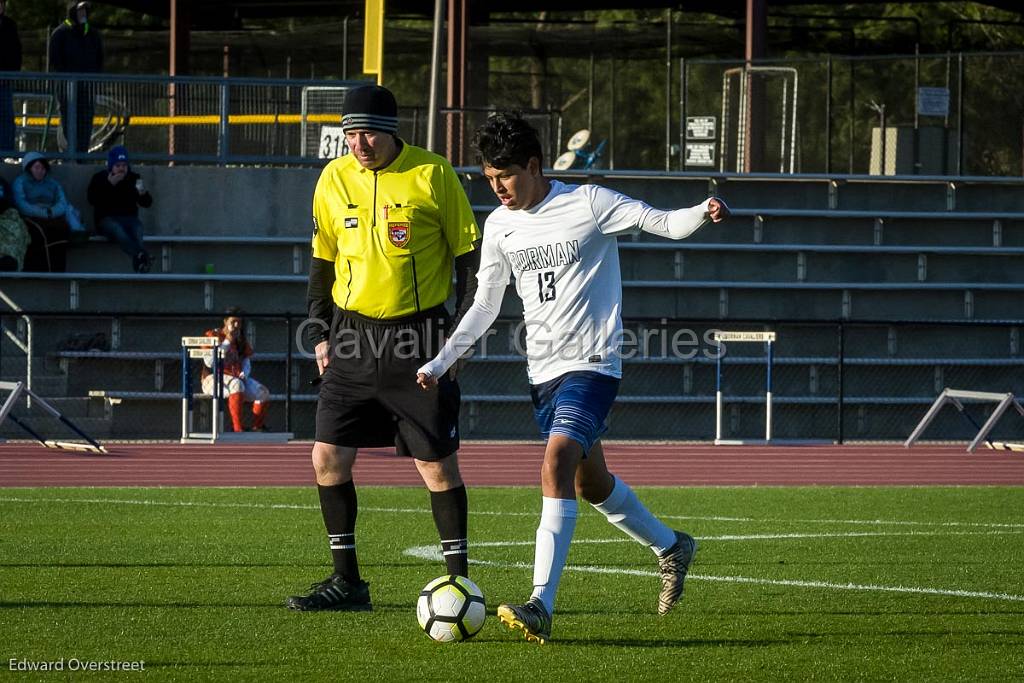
530;371;620;454
315;304;460;461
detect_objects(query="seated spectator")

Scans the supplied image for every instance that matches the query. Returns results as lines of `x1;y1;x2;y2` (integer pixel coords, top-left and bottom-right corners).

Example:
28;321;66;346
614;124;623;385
87;145;153;273
202;307;270;432
0;176;30;271
12;151;84;272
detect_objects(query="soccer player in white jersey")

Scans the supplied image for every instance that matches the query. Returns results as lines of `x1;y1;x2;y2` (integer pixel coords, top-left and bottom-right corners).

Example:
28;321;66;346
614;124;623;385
416;112;729;644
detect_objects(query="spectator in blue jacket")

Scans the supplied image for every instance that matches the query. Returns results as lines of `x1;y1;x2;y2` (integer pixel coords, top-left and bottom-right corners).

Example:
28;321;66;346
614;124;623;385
12;151;82;271
87;145;153;273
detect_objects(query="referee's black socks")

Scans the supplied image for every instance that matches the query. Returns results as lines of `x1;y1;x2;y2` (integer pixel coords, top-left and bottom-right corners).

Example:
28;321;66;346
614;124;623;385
430;485;469;577
318;481;361;583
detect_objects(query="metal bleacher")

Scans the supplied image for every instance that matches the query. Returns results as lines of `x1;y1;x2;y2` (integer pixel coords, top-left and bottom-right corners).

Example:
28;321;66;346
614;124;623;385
3;168;1023;441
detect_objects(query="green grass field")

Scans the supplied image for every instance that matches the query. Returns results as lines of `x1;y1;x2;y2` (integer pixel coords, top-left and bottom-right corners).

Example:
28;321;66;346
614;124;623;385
2;486;1023;681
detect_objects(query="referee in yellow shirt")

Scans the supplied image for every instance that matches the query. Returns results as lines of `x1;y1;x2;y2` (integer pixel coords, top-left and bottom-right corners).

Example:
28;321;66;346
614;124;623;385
288;85;481;612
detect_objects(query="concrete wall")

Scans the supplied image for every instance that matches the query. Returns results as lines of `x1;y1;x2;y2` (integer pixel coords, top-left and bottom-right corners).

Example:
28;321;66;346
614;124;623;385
1;163;321;237
7;162;1024;239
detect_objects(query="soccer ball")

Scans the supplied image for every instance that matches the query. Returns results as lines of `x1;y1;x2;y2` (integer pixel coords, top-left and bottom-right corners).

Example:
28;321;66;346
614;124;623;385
416;575;486;642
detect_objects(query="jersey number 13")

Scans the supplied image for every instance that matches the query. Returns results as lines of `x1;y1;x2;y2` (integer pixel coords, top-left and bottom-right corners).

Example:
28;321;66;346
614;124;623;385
537;271;557;303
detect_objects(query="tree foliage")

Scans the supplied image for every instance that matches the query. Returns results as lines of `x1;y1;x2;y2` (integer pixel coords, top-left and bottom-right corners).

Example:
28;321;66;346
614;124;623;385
6;0;158;30
4;2;1022;172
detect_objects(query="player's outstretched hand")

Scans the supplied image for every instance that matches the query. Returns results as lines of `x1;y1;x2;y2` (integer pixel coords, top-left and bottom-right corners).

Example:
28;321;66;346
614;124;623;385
417;372;438;391
708;197;730;223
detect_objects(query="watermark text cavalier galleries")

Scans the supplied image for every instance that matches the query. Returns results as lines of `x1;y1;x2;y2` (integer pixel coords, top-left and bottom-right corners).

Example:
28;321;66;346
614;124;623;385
295;316;728;362
9;658;145;672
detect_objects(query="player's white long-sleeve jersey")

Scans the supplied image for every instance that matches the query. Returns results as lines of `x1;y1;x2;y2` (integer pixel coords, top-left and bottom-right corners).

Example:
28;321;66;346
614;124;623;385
419;179;714;385
484;181;643;383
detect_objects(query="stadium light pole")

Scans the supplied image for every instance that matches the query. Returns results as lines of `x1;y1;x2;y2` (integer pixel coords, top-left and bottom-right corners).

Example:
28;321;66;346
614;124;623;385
342;16;349;79
427;0;443;153
168;0;192;164
445;0;469;165
665;8;672;172
744;0;767;172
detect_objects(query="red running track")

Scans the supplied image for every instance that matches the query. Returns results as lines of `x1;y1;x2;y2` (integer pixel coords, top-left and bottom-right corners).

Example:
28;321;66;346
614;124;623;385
1;441;1023;487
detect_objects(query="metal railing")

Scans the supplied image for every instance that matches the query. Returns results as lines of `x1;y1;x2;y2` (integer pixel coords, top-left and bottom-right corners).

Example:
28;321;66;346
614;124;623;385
2;311;1023;442
0;71;371;165
4;52;1024;175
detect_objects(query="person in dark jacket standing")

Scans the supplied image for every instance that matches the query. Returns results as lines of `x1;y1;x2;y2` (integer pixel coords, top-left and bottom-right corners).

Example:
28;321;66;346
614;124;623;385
48;1;103;155
87;145;153;272
0;0;22;154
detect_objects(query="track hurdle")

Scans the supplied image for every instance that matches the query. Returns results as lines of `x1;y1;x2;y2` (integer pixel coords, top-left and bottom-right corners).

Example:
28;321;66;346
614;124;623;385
179;336;293;444
904;388;1024;453
713;330;776;445
180;336;222;443
0;380;106;453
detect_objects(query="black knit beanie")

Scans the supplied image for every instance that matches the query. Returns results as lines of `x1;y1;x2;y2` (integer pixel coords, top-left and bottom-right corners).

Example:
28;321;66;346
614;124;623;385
341;85;399;135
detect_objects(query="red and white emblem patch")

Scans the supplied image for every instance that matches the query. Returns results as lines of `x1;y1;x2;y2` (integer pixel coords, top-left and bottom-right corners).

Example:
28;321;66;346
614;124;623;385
388;222;410;248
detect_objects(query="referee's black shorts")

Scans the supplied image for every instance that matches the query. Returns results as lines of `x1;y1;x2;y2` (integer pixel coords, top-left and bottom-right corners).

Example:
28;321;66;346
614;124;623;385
315;304;460;461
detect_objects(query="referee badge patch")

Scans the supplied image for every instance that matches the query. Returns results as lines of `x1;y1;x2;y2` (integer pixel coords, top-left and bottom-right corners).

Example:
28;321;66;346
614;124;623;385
388;222;410;247
344;217;359;229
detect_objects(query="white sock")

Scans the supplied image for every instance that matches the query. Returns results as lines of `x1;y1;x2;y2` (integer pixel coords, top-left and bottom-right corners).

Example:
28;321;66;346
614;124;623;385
591;475;676;556
529;497;577;616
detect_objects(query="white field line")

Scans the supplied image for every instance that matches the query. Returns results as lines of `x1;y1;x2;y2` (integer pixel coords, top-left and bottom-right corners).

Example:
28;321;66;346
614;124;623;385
404;545;1024;604
1;496;1023;530
658;514;1024;529
3;494;1021;603
467;529;1024;545
0;496;322;511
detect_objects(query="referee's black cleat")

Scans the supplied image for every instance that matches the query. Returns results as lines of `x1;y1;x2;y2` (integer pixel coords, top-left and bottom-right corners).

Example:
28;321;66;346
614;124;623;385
285;574;372;612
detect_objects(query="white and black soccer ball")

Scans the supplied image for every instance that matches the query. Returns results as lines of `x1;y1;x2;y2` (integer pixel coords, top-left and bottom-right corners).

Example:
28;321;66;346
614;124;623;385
416;575;486;642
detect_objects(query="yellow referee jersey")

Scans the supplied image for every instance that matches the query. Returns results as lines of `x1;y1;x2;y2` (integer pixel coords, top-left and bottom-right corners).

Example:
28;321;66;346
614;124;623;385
311;142;480;319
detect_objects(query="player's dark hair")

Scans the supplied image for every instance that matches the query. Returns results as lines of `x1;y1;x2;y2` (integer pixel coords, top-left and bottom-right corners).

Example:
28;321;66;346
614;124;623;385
473;112;543;170
222;306;247;346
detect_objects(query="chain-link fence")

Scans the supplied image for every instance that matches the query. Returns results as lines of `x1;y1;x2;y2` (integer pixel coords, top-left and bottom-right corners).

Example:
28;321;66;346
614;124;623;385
681;52;1024;177
4;52;1024;173
3;312;1022;442
0;71;551;166
0;312;315;441
0;72;370;164
440;106;563;169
